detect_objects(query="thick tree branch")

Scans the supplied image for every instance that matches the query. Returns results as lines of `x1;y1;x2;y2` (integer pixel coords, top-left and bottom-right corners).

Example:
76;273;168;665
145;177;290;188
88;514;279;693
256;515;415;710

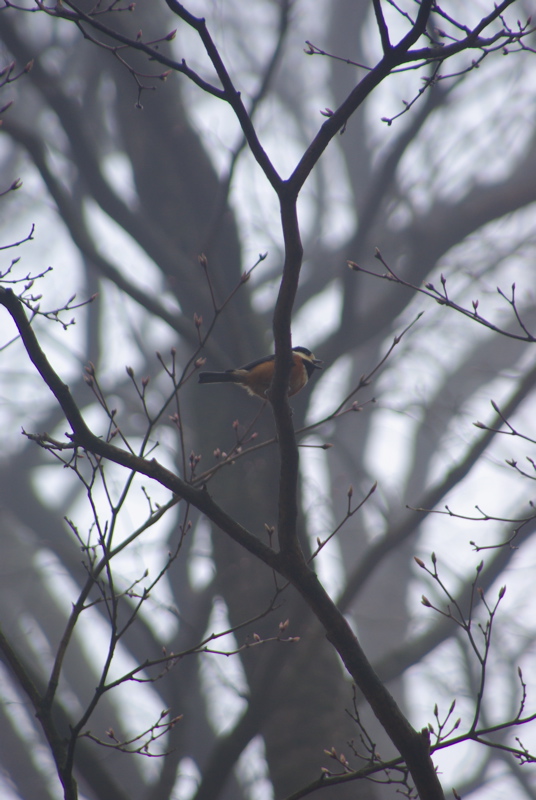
163;0;283;191
0;287;279;570
280;560;445;800
373;0;391;53
271;195;304;556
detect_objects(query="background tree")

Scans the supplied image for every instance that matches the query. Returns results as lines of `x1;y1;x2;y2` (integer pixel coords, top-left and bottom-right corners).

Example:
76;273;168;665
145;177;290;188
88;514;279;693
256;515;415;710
0;1;536;799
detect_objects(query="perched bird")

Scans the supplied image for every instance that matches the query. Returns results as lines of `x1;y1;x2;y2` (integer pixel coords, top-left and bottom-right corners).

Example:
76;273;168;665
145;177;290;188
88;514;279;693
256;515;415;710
198;346;322;399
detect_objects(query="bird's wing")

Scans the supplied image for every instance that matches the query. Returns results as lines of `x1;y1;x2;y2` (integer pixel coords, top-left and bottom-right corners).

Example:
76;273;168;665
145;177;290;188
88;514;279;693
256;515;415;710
235;353;275;372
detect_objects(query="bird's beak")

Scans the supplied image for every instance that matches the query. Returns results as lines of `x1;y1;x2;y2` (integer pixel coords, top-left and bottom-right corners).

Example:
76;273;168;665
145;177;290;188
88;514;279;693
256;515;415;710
312;359;323;369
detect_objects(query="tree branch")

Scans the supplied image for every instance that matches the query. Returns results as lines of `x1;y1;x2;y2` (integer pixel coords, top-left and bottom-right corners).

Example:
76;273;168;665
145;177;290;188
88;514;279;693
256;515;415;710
0;287;280;570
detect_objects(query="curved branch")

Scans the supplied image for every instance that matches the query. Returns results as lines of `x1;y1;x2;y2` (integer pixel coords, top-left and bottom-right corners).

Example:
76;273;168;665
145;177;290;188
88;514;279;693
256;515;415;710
0;286;279;570
163;0;283;191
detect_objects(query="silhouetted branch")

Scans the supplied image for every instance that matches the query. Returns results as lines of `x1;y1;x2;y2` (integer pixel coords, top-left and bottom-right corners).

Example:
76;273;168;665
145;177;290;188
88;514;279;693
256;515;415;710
350;251;536;342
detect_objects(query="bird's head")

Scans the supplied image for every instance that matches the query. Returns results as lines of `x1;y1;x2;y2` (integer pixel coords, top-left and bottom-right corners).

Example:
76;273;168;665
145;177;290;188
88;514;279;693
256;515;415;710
292;346;322;369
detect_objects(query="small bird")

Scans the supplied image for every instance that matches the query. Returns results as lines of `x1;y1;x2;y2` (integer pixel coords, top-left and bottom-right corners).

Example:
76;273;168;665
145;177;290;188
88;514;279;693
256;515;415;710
198;346;322;398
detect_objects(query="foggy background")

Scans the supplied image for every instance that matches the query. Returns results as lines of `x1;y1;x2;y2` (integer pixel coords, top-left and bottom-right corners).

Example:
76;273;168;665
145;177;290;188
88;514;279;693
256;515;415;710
1;1;536;798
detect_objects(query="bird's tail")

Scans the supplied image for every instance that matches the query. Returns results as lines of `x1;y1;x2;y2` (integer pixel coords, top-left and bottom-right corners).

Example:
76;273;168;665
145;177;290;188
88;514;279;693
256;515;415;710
198;371;239;384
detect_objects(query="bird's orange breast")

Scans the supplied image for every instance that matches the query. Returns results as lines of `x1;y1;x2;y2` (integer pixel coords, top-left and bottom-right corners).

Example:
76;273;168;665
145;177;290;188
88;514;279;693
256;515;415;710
240;359;277;397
